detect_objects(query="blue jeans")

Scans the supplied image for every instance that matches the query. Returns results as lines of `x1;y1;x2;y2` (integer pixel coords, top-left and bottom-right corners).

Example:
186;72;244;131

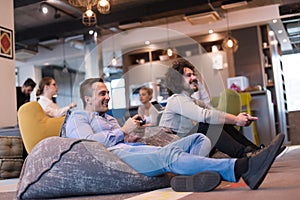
112;133;237;182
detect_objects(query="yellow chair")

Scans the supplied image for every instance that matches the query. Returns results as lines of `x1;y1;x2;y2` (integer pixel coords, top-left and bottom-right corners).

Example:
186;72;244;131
240;92;260;145
18;102;64;153
217;88;241;116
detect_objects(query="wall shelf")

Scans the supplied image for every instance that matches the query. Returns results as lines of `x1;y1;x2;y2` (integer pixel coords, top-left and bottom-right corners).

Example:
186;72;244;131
260;24;288;143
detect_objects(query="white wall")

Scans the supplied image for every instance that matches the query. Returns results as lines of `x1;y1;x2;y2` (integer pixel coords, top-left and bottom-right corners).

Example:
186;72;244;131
0;0;17;127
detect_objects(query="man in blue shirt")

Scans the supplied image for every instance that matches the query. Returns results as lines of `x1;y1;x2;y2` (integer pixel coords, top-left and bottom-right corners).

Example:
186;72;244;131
66;78;284;192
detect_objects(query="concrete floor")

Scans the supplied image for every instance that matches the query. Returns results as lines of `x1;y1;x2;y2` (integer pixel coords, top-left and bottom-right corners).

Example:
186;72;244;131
0;145;299;200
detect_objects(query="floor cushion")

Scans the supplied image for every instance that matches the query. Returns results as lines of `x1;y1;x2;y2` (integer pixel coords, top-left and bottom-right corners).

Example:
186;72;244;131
16;137;171;199
0;136;24;179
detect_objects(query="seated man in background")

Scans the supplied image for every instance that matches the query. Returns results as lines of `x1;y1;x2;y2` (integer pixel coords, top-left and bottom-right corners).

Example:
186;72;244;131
65;77;284;192
159;58;262;158
16;78;36;110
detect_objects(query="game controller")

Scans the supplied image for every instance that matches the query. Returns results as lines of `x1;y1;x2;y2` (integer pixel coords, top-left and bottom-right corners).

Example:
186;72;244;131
136;116;146;126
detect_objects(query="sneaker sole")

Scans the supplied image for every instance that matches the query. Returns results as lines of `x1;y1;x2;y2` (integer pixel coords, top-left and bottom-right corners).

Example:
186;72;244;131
243;133;284;190
171;171;221;192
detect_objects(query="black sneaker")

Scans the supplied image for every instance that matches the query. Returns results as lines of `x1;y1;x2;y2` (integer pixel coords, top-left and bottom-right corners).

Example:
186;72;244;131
170;171;221;192
276;146;287;159
246;147;265;158
242;133;284;190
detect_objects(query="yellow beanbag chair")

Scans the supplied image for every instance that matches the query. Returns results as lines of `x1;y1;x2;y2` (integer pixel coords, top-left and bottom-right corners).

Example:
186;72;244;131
18;102;64;153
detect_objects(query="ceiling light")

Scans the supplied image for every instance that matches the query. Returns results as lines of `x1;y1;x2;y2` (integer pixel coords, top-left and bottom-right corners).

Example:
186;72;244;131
41;5;48;14
93;32;98;38
271;40;278;45
221;1;248;10
145;40;151;45
89;30;94;35
212;45;219;52
85;9;94;17
67;0;111;26
222;11;239;53
167;48;173;57
273;19;277;23
278;30;283;34
111;57;117;66
283;39;287;43
97;0;110;14
269;31;275;36
82;8;97;26
208;29;214;34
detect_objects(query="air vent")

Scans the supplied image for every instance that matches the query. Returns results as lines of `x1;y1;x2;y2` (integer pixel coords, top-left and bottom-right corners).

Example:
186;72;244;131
184;11;221;25
118;21;142;30
15;49;38;61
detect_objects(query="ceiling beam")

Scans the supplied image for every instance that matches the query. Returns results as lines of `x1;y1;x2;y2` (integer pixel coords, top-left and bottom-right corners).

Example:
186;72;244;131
14;0;42;8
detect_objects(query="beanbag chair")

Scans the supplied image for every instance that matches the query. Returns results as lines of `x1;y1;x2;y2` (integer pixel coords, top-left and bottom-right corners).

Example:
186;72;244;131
16;137;171;199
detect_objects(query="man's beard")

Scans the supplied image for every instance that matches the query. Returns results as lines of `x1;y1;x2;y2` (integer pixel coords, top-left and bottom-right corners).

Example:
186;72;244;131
190;79;199;92
183;80;198;95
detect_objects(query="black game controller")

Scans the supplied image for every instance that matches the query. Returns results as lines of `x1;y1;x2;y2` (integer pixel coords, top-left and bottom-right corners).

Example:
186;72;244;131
136;116;146;126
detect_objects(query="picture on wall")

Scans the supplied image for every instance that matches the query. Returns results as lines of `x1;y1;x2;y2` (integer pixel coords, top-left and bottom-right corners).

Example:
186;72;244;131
0;26;13;59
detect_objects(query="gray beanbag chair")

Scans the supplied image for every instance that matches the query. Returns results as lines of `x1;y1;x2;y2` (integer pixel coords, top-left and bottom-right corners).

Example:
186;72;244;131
16;137;171;199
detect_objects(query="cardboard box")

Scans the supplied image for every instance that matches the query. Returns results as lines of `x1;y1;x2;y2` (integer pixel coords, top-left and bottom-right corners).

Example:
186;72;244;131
227;76;249;91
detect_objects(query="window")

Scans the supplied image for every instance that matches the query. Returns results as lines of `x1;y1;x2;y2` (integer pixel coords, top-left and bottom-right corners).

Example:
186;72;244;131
106;78;126;109
282;53;300;111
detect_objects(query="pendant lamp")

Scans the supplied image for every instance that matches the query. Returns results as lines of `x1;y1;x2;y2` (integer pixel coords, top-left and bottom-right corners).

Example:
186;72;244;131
222;11;238;52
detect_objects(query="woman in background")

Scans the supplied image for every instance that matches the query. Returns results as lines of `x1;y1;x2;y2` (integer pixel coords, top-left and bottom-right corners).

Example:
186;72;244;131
36;77;76;118
138;86;161;126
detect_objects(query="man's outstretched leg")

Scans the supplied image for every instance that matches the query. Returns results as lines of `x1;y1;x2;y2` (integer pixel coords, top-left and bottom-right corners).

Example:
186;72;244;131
170;133;284;191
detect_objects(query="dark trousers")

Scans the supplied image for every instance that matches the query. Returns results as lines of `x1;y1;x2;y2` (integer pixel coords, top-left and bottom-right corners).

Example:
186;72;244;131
196;123;259;158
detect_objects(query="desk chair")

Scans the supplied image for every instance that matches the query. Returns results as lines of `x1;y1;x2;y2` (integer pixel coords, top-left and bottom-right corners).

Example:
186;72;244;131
240;92;260;145
217;88;241;116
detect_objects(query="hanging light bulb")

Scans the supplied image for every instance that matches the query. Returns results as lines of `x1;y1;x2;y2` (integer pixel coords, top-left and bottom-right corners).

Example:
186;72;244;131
86;9;93;17
40;3;49;14
82;7;97;26
67;0;110;26
222;36;239;52
167;48;173;57
227;38;233;48
165;18;175;58
222;11;239;52
111;57;117;66
62;39;69;73
97;0;110;14
111;34;117;66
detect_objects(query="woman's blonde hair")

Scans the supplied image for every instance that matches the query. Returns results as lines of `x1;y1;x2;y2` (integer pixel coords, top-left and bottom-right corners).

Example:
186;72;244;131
139;86;153;97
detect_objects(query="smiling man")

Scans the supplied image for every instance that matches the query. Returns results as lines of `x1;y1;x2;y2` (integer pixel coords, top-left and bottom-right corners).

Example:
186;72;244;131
159;58;264;158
